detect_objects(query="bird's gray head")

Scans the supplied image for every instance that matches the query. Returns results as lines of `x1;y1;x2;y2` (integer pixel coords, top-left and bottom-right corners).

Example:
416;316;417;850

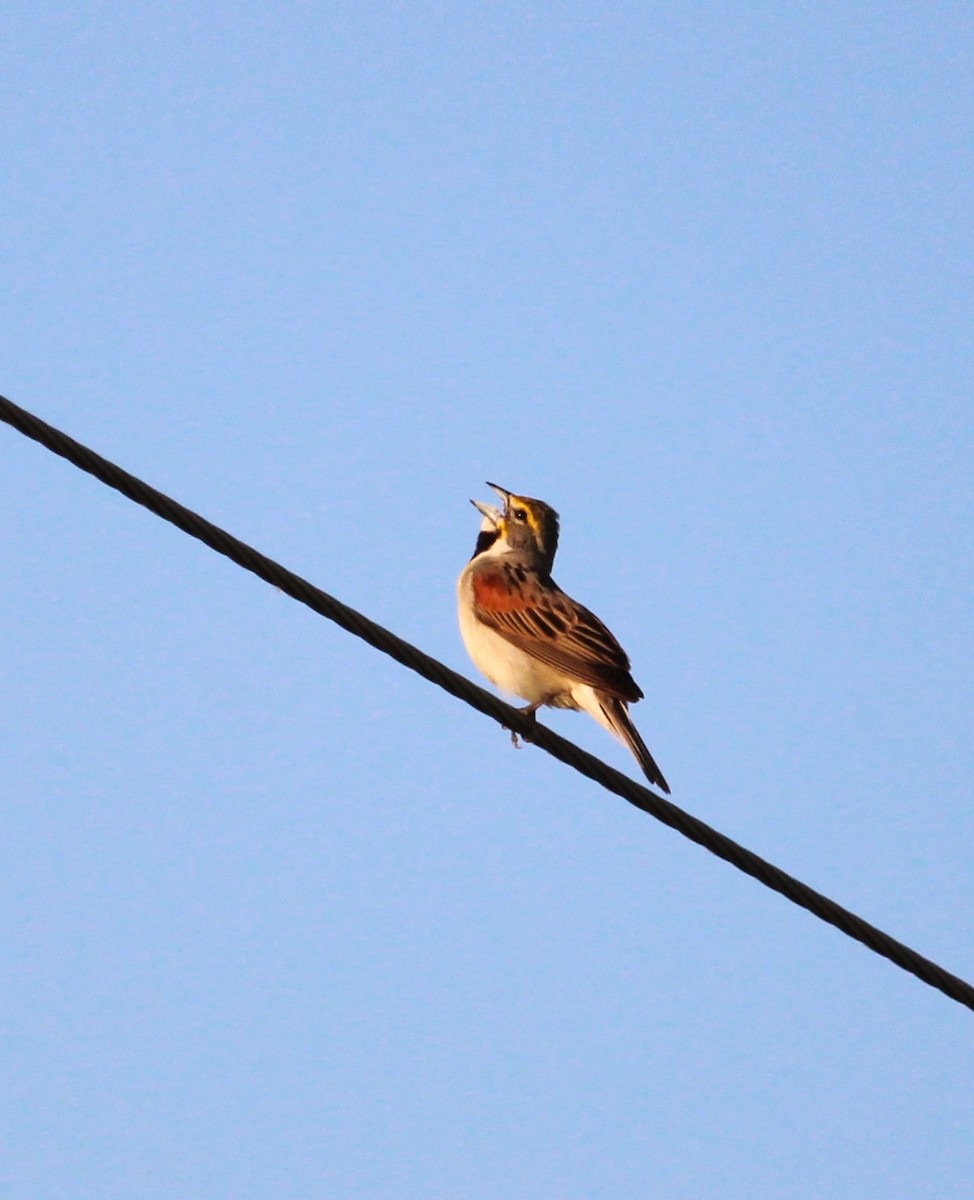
470;482;560;571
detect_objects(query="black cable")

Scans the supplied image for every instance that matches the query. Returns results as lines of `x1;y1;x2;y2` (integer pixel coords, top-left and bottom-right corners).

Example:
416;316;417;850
2;391;972;1013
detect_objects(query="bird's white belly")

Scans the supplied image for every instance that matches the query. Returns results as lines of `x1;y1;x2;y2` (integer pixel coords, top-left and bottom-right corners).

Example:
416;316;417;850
457;586;567;705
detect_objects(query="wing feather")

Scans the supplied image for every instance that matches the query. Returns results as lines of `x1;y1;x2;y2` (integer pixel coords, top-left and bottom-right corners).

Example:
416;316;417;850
471;566;643;703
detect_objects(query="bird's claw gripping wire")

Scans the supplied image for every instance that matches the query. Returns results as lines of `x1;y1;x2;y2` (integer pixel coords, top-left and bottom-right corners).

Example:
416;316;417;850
505;702;540;749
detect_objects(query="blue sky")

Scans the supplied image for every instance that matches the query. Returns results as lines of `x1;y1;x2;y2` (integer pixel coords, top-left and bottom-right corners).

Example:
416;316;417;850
2;4;973;1196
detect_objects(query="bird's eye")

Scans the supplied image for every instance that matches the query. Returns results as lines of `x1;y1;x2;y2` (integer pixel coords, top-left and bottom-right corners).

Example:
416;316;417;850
513;507;528;522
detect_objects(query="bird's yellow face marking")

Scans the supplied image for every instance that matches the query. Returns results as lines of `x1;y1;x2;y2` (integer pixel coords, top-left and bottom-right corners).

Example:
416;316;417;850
479;484;560;564
491;492;560;563
504;495;544;537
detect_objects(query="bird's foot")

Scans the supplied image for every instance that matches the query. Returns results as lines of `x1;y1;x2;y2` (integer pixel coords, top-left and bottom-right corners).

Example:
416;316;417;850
508;702;540;748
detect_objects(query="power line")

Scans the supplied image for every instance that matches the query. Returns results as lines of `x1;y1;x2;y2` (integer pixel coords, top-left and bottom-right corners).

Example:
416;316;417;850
2;391;972;1014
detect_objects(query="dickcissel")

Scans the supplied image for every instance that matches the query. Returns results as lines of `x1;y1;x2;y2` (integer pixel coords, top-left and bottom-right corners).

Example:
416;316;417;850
457;483;670;793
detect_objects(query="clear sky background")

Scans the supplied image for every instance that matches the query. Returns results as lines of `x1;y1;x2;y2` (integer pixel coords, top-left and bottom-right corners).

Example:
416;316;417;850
2;4;973;1197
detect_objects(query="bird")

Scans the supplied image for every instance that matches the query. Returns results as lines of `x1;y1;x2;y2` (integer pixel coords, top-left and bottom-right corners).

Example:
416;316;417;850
457;482;670;793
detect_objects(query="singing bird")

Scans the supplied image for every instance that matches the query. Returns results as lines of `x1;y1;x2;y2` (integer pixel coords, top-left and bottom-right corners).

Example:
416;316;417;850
457;483;669;793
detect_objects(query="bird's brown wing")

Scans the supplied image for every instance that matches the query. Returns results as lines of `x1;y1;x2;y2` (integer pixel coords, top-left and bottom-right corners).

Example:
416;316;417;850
470;563;643;703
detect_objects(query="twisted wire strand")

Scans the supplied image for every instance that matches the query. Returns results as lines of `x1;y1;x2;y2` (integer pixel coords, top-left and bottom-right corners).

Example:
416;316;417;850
2;392;972;1013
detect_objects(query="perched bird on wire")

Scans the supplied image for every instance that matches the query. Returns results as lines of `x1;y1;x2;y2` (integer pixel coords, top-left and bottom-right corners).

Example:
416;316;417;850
457;482;670;794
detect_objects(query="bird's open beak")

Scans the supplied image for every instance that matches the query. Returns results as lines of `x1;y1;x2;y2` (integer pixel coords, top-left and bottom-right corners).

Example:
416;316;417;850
486;481;511;505
470;499;501;526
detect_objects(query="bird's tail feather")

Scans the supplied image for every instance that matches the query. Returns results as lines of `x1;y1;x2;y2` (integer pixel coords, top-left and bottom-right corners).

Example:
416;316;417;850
598;695;670;794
